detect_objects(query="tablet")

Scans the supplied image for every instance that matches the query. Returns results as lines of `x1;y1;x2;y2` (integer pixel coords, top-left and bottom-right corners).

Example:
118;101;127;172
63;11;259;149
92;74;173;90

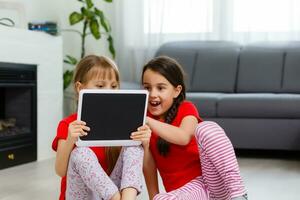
76;89;149;147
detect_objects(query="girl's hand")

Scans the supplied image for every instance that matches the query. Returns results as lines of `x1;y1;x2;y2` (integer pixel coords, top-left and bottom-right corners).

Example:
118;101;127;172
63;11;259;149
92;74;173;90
131;124;151;148
67;120;90;144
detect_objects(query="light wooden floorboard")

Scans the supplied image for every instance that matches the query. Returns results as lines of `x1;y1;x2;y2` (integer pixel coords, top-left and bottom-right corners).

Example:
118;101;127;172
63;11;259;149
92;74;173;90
0;156;300;200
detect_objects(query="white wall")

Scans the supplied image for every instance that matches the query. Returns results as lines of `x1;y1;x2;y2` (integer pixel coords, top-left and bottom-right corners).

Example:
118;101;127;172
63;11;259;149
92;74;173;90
0;0;115;65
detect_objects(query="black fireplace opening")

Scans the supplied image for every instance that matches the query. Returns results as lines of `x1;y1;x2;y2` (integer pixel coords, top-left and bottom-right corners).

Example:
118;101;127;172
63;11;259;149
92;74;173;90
0;62;37;170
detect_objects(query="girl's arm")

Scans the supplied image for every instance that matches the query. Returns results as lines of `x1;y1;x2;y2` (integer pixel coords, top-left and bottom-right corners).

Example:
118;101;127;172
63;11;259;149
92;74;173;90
143;147;159;199
55;139;76;177
146;115;198;146
55;120;89;177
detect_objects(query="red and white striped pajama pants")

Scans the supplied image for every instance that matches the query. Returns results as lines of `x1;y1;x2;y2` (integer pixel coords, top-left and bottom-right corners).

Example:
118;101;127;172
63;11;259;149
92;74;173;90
154;121;247;200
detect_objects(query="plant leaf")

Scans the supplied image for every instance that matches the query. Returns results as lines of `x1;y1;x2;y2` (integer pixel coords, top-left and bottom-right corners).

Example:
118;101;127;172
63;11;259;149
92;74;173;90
103;0;113;3
63;59;72;65
94;8;111;32
63;70;74;90
107;35;115;58
64;55;78;65
85;0;94;9
81;7;95;19
69;12;84;25
89;19;101;39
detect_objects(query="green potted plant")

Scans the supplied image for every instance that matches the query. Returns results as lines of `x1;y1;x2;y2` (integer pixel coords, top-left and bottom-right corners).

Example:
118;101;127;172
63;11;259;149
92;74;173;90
63;0;115;90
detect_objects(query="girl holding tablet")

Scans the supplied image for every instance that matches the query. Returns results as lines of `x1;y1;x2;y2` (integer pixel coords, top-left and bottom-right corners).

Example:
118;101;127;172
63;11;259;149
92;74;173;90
52;55;150;200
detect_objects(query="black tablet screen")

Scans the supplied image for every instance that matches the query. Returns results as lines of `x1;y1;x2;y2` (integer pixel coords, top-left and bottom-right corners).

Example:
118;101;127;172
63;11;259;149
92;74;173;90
80;93;147;141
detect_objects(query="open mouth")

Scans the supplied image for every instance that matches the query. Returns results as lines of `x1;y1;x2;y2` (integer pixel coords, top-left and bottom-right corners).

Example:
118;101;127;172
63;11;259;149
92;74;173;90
149;101;161;107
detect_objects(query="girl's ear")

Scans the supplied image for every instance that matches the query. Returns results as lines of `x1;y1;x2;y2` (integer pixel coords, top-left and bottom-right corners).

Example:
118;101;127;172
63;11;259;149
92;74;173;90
75;81;83;95
173;85;182;98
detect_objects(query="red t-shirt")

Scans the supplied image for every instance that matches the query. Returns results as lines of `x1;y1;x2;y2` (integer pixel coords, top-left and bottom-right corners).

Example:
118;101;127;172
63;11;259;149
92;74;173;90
52;114;108;200
149;101;203;192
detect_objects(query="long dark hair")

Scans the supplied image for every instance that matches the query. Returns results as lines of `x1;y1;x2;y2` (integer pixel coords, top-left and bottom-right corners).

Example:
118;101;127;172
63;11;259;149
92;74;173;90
142;56;186;156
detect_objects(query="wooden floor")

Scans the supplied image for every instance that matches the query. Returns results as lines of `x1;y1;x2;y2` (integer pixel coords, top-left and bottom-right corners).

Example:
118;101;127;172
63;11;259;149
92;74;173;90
0;154;300;200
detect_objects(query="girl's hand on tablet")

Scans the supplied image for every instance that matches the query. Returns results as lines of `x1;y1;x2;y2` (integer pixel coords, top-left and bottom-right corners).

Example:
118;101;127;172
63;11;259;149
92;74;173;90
131;124;151;148
67;120;90;144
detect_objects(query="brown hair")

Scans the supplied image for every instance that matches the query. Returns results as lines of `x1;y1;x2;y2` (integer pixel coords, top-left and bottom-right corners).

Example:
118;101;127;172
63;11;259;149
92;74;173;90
142;56;186;156
73;55;120;94
73;55;122;174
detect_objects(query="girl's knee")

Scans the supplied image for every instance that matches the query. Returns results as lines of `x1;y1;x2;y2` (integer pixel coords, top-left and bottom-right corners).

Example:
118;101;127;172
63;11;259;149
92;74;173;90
196;121;219;132
123;145;144;158
195;121;223;138
71;147;93;156
70;147;96;163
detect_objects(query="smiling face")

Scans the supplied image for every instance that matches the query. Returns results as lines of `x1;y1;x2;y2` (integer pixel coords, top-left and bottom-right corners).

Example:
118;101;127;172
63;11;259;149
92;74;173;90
143;69;182;119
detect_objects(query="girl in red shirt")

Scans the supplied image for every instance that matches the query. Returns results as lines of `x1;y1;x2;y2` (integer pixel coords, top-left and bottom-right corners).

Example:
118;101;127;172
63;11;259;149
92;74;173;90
52;55;151;200
138;56;247;200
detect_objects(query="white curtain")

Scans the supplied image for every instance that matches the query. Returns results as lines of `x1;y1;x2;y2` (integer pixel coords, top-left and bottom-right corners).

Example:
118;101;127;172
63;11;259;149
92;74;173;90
114;0;300;81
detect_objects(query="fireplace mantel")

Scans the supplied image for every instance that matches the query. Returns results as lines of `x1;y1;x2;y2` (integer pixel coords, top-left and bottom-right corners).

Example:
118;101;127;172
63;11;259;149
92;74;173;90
0;26;63;160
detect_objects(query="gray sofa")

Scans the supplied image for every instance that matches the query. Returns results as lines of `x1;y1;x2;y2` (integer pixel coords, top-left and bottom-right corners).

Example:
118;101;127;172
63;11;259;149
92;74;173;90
155;41;300;151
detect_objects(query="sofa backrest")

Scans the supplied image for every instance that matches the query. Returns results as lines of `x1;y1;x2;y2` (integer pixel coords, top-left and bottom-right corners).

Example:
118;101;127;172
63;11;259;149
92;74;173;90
282;43;300;93
156;41;300;94
155;41;198;90
237;42;300;93
191;42;240;93
156;41;240;92
237;43;284;93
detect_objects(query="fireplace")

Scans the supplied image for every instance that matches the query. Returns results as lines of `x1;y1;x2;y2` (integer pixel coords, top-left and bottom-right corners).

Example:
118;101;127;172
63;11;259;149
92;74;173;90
0;62;37;169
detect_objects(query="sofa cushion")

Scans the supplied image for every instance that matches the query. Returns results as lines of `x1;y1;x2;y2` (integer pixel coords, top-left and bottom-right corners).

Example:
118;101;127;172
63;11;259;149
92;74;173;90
156;43;197;91
282;50;300;93
208;118;300;150
156;41;240;92
191;47;240;93
186;92;222;117
237;46;284;93
217;93;300;118
184;41;240;93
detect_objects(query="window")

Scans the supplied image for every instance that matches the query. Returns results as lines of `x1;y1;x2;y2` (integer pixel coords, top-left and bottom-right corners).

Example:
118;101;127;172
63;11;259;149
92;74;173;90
144;0;300;34
144;0;213;33
233;0;300;32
